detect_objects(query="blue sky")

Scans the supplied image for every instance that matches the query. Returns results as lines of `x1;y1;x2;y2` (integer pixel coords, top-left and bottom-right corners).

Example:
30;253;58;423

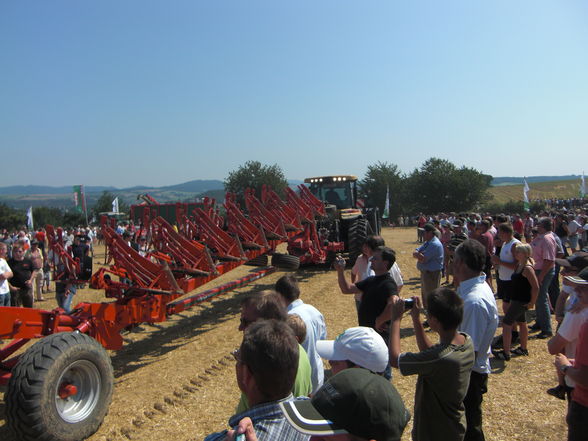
1;1;587;187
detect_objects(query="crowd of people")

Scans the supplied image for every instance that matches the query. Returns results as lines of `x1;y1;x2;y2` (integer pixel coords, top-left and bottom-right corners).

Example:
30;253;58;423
202;206;588;441
2;207;588;440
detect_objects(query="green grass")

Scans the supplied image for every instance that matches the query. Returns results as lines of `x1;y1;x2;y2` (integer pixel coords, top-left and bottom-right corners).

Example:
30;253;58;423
488;178;584;204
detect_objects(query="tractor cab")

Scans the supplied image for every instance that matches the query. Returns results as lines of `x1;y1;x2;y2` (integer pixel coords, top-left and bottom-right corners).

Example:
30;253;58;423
304;175;358;210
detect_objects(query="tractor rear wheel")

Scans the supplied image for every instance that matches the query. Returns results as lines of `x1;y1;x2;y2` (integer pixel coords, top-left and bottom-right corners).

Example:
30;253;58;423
271;253;300;270
244;254;269;266
348;217;368;265
6;332;114;441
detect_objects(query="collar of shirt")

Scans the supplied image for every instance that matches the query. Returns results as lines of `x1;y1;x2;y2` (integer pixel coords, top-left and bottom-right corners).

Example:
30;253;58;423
457;274;487;296
287;299;304;312
228;393;294;427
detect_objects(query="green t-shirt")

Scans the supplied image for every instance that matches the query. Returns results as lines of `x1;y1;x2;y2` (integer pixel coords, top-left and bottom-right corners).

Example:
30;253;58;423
235;344;312;414
399;333;475;441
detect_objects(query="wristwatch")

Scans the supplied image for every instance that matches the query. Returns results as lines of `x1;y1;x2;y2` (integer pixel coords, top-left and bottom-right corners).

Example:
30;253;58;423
560;364;572;374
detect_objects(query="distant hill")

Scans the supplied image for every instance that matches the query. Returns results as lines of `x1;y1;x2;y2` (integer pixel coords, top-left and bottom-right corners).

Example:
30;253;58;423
0;185;117;195
491;175;581;186
488;178;584;204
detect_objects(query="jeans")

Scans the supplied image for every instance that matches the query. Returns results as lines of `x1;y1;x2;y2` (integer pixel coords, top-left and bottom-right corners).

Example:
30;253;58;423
56;283;76;313
463;371;488;441
0;292;10;306
535;268;555;334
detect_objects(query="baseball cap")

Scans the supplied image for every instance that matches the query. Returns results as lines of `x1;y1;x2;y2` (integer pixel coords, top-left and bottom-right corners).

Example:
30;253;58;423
453;219;463;227
555;253;588;271
565;267;588;285
280;368;410;441
423;223;436;232
316;327;389;373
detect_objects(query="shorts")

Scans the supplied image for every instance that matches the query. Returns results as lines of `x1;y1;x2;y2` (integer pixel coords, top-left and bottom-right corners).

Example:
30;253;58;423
568;235;579;249
497;279;514;303
502;300;528;326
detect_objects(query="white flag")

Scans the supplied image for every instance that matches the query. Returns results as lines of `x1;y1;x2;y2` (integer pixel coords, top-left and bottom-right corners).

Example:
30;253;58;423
26;206;34;231
581;172;586;198
382;185;390;219
523;178;530;211
112;197;119;213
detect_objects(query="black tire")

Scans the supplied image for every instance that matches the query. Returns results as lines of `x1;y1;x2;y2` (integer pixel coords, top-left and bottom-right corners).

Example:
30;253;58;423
244;254;269;266
347;217;368;265
271;253;300;270
6;332;114;441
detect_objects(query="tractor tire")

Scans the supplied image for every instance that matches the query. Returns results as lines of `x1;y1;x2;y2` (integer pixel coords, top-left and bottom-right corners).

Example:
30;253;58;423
6;332;114;441
347;217;368;265
271;253;300;270
244;254;269;266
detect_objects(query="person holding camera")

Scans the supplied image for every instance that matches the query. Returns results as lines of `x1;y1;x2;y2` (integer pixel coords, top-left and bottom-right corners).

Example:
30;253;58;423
389;288;475;441
335;246;398;379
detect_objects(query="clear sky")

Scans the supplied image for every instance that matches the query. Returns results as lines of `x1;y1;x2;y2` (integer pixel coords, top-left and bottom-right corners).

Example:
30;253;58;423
1;1;587;187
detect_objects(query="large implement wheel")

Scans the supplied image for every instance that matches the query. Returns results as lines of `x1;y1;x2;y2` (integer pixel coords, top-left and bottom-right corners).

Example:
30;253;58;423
347;217;368;265
271;253;300;270
6;332;114;441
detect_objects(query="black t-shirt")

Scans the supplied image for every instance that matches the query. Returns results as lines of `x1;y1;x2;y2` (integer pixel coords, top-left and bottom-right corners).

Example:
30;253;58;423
8;258;34;288
356;273;397;331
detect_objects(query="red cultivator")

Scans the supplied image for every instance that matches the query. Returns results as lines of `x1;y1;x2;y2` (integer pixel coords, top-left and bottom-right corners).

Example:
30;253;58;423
0;186;343;441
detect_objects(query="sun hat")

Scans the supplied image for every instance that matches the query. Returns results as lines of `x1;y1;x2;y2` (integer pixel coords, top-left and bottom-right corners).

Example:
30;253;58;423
565;267;588;285
316;327;389;373
280;368;410;441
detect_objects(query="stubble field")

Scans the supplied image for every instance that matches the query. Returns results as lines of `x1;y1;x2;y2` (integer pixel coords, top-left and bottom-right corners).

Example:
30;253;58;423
0;227;567;440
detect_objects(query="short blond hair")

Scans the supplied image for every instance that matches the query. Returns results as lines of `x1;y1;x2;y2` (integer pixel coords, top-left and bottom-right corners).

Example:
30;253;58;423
514;243;535;266
286;314;307;344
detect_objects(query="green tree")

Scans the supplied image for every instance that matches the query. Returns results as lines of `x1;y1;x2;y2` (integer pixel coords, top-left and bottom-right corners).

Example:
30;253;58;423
91;191;128;217
359;161;405;218
405;158;492;213
224;161;288;206
0;203;25;231
32;206;65;227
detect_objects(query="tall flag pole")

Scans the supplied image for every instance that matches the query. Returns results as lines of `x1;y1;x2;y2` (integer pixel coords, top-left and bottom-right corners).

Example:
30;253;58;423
523;177;530;212
112;197;120;213
26;206;34;231
382;185;390;219
580;172;586;198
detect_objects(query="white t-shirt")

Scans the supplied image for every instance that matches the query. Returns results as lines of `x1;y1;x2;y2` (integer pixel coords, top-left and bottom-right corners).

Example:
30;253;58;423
351;254;371;301
498;238;520;281
568;220;580;235
0;258;11;295
558;308;588;387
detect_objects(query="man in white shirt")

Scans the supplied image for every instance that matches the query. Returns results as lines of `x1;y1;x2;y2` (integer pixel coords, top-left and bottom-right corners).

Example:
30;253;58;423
0;243;14;306
491;223;520;314
453;239;499;441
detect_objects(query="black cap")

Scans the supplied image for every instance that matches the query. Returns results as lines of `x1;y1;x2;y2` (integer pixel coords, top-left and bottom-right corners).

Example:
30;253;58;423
280;368;410;441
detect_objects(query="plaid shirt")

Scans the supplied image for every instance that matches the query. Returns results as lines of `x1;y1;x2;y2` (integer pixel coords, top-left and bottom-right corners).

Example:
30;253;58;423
204;394;309;441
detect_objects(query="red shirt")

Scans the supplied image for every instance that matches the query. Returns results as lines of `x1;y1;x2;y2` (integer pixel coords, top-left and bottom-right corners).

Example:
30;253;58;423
572;322;588;407
513;219;524;235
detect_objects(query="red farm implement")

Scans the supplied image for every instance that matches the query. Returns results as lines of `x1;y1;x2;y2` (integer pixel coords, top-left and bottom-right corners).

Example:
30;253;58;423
0;186;340;441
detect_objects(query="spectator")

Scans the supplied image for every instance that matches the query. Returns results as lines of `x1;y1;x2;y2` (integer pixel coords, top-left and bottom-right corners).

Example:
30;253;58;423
280;368;410;441
0;243;14;306
204;319;309;441
490;223;520;313
413;223;444;310
389;288;475;441
567;214;582;253
446;220;468;288
474;220;495;291
493;243;538;360
530;217;558;338
275;275;327;393
524;213;534;243
7;242;35;307
236;291;312;413
25;240;45;301
316;326;389;375
453;239;499;441
553;268;588;441
548;267;588;401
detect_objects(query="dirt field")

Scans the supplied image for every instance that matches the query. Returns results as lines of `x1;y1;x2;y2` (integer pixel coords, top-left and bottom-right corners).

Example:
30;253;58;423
0;227;567;440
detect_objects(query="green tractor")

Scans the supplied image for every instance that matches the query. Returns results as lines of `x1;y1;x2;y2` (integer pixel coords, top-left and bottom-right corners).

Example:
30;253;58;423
304;175;381;264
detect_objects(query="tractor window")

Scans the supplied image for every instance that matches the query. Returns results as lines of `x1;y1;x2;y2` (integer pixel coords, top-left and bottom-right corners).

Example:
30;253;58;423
309;182;353;209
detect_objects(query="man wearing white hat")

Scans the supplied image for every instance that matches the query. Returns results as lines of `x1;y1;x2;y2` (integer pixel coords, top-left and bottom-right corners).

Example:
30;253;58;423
316;326;389;375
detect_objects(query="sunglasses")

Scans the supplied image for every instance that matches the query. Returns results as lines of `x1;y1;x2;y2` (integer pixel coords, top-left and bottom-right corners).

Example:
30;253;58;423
231;348;242;363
